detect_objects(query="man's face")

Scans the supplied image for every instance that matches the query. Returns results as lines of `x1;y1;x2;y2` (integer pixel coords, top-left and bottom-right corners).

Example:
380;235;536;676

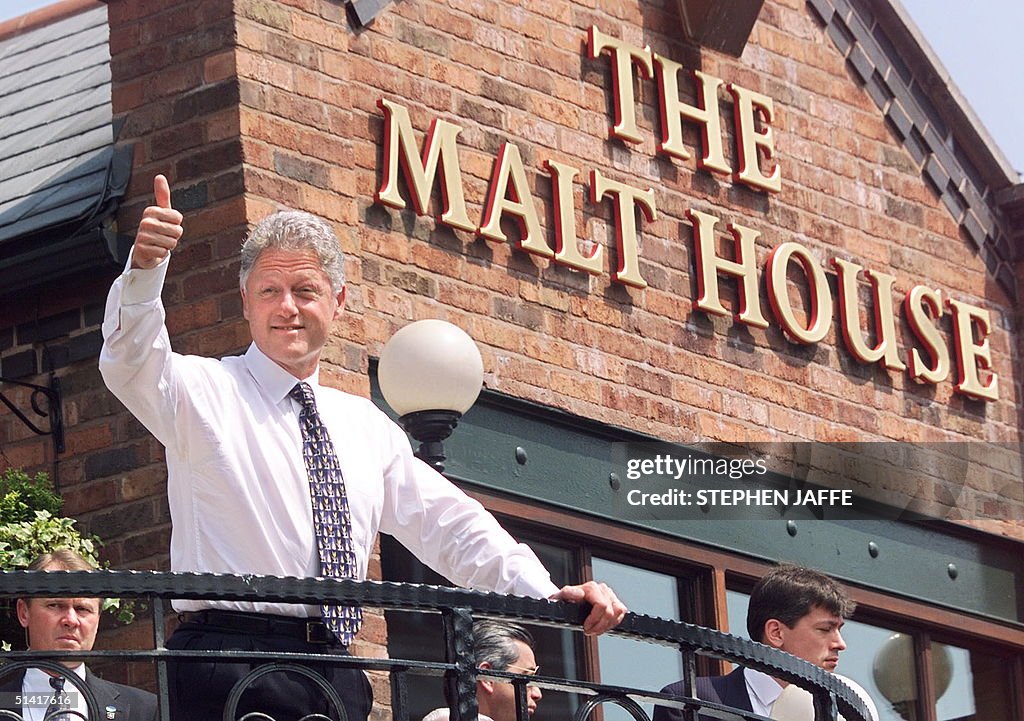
768;605;847;671
242;248;345;379
478;640;543;721
16;596;100;661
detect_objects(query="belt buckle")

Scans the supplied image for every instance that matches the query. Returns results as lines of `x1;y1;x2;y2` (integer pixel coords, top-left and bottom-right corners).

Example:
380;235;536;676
306;620;332;644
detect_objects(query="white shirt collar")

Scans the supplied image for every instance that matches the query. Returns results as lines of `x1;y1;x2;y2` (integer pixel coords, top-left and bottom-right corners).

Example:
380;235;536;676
23;666;89;721
24;664;87;687
244;342;320;404
744;667;784;713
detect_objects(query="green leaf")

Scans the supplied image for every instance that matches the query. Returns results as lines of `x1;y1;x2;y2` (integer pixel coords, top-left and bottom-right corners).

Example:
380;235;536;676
0;469;62;524
0;468;136;647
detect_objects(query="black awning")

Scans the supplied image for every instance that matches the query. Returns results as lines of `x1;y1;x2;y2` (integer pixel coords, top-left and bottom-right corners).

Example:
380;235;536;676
0;4;132;294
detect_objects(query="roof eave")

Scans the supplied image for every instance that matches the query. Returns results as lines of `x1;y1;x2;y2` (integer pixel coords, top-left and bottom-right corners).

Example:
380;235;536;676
870;0;1019;189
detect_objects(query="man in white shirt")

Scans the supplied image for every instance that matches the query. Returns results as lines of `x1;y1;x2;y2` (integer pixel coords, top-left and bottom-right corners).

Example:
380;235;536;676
0;551;157;721
422;621;543;721
654;565;871;721
99;175;626;721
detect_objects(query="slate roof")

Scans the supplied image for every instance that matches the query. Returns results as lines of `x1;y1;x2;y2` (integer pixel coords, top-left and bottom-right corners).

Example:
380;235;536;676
0;2;131;291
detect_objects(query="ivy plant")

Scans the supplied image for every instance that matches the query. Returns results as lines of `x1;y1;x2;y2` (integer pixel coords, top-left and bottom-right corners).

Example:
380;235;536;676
0;468;135;649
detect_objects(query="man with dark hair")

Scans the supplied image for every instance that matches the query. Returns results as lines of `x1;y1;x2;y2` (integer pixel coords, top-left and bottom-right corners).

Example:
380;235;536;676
422;621;542;721
0;550;158;720
100;175;626;721
654;565;855;721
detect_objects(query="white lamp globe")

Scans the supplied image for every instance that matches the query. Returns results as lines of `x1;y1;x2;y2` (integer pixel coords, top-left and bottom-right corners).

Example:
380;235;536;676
378;319;484;417
872;632;953;706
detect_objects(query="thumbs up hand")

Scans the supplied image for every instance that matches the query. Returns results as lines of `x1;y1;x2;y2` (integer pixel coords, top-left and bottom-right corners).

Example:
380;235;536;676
131;175;184;269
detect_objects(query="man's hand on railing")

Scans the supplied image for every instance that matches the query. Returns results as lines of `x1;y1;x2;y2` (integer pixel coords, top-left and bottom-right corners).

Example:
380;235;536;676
549;581;627;635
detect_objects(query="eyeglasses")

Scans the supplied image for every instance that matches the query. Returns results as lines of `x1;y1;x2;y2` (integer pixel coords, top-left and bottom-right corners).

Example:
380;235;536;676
505;664;540;676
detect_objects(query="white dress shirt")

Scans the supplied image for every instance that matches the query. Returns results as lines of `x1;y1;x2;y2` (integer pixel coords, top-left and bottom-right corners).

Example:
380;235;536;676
100;256;558;616
422;709;493;721
765;672;881;721
22;665;88;721
744;667;783;717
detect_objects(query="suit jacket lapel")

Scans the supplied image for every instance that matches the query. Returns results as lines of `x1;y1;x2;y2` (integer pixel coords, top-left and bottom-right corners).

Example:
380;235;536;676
722;667;755;712
85;670;124;720
0;670;25;716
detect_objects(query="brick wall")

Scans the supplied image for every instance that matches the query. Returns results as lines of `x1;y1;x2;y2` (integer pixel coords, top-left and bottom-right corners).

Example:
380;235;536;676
228;0;1020;511
0;276;112;472
0;267;165;681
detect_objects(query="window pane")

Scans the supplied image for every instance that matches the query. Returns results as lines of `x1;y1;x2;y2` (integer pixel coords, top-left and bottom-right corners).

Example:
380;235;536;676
594;557;685;721
832;621;911;721
726;589;749;641
520;538;582;721
933;641;1011;721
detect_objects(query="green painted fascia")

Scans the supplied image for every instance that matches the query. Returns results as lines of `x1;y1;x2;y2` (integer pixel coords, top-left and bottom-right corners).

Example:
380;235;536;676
369;372;1023;626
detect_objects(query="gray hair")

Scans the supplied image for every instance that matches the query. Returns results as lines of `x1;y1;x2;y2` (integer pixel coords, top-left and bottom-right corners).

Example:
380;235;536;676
239;210;346;293
471;620;535;670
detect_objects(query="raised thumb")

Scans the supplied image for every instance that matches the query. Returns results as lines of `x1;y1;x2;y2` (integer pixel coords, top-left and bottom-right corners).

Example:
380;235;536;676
153;174;172;209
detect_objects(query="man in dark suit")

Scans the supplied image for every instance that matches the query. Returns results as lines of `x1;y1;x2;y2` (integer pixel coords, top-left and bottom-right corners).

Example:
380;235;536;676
0;550;158;720
654;565;856;720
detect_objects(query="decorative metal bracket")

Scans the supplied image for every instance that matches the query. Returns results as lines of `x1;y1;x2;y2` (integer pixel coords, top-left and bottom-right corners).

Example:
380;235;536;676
0;375;65;454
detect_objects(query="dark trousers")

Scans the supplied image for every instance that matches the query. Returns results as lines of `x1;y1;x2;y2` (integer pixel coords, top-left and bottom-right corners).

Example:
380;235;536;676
166;614;373;721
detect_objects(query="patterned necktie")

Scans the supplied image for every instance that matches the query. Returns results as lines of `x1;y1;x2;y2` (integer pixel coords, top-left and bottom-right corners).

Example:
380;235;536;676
45;675;69;721
290;382;362;645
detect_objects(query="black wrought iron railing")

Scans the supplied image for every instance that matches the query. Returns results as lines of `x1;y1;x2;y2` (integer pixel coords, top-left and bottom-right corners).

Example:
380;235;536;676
0;571;871;721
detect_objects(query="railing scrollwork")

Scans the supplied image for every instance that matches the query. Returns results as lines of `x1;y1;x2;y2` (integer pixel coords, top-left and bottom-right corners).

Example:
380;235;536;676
0;571;872;721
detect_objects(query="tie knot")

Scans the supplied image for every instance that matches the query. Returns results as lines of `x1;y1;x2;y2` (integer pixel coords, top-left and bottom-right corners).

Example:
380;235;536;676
290;382;316;410
49;676;65;692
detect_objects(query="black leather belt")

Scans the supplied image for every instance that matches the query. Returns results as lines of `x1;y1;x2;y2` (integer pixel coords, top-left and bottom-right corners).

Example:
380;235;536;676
178;610;338;645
